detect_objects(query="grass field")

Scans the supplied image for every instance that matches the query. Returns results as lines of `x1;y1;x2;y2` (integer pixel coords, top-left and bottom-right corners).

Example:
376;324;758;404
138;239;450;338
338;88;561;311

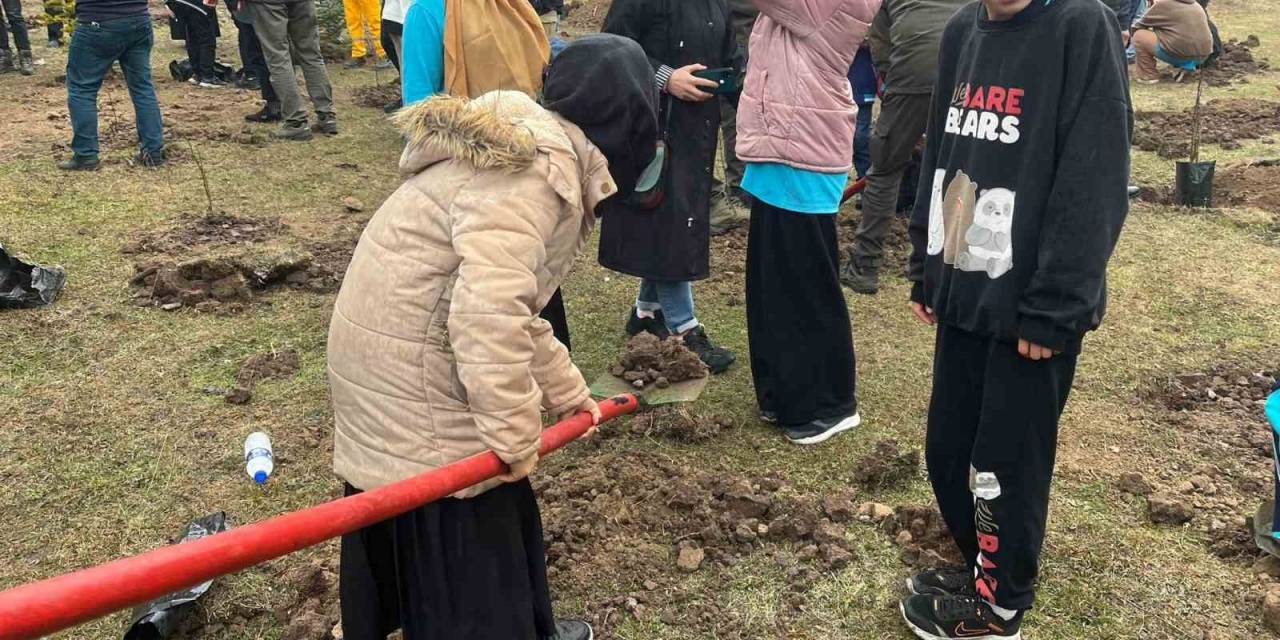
2;0;1280;638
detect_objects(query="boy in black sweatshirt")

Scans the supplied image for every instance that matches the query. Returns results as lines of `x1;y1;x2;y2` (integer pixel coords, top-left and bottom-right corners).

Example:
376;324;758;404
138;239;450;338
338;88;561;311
898;0;1131;638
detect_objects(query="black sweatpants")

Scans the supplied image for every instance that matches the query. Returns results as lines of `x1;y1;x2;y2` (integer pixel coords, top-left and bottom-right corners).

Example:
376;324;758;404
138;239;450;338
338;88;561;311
234;18;276;104
174;2;217;81
381;17;400;71
746;199;857;426
926;324;1078;611
339;480;557;640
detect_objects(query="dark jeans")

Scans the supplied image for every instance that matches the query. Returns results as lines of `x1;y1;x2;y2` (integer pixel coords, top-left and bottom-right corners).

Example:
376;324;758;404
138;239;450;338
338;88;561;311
235;17;276;104
926;324;1077;611
173;2;216;80
853;101;873;179
0;0;32;52
380;17;399;71
746;199;857;426
66;15;164;160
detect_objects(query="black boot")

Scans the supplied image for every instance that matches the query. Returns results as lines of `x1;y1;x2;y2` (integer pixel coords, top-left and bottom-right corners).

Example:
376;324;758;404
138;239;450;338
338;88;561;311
0;50;14;74
681;326;736;374
244;102;282;123
18;51;34;76
311;112;338;135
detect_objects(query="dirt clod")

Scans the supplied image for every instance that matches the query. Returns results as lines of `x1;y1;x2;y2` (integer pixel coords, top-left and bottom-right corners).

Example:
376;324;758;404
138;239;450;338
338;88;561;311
880;505;963;568
1264;587;1280;633
676;546;705;573
609;333;708;390
341;196;365;212
1202;38;1270;87
352;83;401;109
225;386;253;405
122;213;284;255
238;349;302;386
851;439;920;489
1147;492;1195;525
858;502;895;524
821;492;858;524
630;408;735;443
1118;472;1154;496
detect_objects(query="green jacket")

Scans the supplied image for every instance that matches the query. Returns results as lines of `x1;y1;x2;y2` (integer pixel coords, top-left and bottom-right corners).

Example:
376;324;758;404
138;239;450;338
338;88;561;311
867;0;969;96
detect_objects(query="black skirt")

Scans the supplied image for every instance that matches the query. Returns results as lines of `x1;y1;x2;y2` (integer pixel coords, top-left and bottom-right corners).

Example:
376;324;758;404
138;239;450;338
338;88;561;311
339;480;556;640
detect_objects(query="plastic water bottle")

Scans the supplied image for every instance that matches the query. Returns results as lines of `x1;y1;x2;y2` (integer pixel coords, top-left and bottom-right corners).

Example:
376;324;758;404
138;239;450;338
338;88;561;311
244;432;274;485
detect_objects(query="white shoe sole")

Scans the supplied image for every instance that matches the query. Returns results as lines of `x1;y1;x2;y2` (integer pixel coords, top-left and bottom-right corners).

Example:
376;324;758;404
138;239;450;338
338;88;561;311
787;413;861;446
906;577;921;595
899;601;1021;640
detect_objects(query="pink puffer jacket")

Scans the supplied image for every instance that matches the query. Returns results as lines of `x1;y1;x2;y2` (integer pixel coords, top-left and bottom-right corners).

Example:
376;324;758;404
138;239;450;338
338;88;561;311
736;0;882;173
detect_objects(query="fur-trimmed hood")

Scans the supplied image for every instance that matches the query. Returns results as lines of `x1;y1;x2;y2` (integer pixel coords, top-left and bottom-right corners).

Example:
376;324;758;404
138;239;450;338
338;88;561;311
393;91;617;215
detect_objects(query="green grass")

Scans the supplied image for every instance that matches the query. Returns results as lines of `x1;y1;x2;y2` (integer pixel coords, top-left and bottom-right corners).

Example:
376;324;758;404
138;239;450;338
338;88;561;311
3;2;1280;638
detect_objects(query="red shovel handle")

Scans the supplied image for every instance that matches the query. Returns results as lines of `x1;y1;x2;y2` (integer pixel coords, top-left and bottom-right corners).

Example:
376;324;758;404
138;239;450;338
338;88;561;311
0;394;640;640
841;176;867;204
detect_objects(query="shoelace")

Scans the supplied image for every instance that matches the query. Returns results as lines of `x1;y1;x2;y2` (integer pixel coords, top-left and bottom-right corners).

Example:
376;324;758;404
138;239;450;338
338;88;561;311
934;595;986;623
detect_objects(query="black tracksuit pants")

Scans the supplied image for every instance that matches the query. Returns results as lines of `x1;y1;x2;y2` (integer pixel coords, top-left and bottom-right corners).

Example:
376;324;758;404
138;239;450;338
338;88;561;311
926;324;1078;611
746;199;857;426
173;2;217;81
234;18;276;104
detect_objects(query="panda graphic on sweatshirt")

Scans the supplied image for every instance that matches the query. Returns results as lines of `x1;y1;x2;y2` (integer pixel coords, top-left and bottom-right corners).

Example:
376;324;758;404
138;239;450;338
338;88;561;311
926;169;1016;280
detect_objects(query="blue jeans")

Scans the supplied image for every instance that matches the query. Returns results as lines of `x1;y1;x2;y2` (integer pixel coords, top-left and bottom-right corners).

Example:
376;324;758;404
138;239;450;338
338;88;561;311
637;279;698;334
854;102;874;179
66;15;164;161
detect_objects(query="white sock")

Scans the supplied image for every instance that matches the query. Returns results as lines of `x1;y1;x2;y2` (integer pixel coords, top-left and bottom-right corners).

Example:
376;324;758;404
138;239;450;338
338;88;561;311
987;601;1019;621
635;308;657;320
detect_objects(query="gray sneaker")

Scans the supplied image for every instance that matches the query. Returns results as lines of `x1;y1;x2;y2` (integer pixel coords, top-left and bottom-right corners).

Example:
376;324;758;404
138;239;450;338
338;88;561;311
312;113;338;135
272;121;314;141
18;50;34;76
544;620;593;640
839;260;879;295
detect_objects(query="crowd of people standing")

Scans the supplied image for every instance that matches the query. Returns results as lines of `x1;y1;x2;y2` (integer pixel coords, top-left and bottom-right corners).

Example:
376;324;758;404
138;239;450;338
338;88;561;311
9;0;1228;637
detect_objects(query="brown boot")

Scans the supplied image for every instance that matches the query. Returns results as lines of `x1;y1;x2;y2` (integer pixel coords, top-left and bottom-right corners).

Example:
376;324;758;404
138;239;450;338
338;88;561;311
18;50;35;76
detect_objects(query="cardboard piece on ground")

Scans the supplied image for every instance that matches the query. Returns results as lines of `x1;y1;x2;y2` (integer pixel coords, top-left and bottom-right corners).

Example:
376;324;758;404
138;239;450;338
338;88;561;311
589;372;707;406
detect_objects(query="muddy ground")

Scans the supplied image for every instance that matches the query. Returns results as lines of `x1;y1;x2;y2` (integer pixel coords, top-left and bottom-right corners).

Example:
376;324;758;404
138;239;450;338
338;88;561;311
1133;98;1280;160
609;333;708;390
1203;37;1270;86
351;83;401;110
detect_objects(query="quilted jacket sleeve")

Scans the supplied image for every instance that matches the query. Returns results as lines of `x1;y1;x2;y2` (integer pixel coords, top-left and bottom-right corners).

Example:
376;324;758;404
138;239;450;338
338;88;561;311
446;177;561;465
529;316;591;416
753;0;840;37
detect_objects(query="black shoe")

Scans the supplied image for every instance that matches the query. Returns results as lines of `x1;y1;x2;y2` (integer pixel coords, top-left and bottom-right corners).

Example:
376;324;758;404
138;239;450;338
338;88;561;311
17;50;34;76
57;155;100;171
134;149;165;168
543;619;593;640
0;50;14;74
343;56;367;69
760;410;778;424
234;75;261;90
909;567;977;597
311;113;338;135
197;76;228;88
783;413;860;445
624;308;671;339
383;97;403;114
681;325;735;374
244;104;283;123
900;594;1022;640
839;260;879;295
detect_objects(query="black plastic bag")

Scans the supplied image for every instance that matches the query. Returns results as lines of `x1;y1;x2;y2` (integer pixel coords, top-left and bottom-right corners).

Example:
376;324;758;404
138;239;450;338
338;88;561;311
1175;160;1215;208
0;243;66;309
123;513;229;640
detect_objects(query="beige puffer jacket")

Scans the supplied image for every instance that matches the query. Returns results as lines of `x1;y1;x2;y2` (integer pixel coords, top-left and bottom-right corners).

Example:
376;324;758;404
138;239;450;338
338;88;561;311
328;91;617;498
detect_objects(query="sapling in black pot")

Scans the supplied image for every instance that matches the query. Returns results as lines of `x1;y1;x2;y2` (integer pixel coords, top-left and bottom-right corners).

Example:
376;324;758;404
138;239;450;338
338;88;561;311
1175;69;1216;207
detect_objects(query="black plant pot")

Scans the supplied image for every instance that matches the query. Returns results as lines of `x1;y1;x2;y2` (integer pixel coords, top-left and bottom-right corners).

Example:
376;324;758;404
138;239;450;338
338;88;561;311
1175;160;1216;208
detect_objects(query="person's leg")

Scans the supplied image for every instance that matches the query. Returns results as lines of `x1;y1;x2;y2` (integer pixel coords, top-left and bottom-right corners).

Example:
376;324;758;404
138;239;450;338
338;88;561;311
853;101;874;179
720;99;743;196
846;93;931;281
116;16;164;159
45;0;65;44
969;341;1077;612
65;21;117;162
1;0;31;53
746;199;856;428
338;484;403;640
246;1;306;124
924;325;991;570
652;280;698;335
380;19;398;69
176;4;214;81
361;0;383;58
342;0;366;60
1133;29;1160;81
0;1;11;54
287;0;335;117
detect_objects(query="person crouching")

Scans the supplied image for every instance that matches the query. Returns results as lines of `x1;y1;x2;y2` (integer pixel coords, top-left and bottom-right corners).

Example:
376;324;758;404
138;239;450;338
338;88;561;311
327;34;660;640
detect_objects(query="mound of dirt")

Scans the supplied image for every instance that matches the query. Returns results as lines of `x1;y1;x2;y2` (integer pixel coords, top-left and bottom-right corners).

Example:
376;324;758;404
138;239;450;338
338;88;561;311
1133;99;1280;159
608;333;708;390
239;349;302;386
1146;364;1278;413
122;214;285;255
1214;162;1280;216
352;83;401;109
562;0;610;32
837;212;912;278
129;249;336;311
535;450;865;635
878;504;964;568
1203;37;1270;87
276;561;340;640
851;439;921;489
630;408;735;443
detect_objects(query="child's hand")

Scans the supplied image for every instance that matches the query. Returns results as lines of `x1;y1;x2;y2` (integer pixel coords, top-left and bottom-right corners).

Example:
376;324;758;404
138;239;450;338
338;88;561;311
499;453;539;483
910;302;936;325
668;64;718;102
1017;339;1060;361
558;396;602;438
